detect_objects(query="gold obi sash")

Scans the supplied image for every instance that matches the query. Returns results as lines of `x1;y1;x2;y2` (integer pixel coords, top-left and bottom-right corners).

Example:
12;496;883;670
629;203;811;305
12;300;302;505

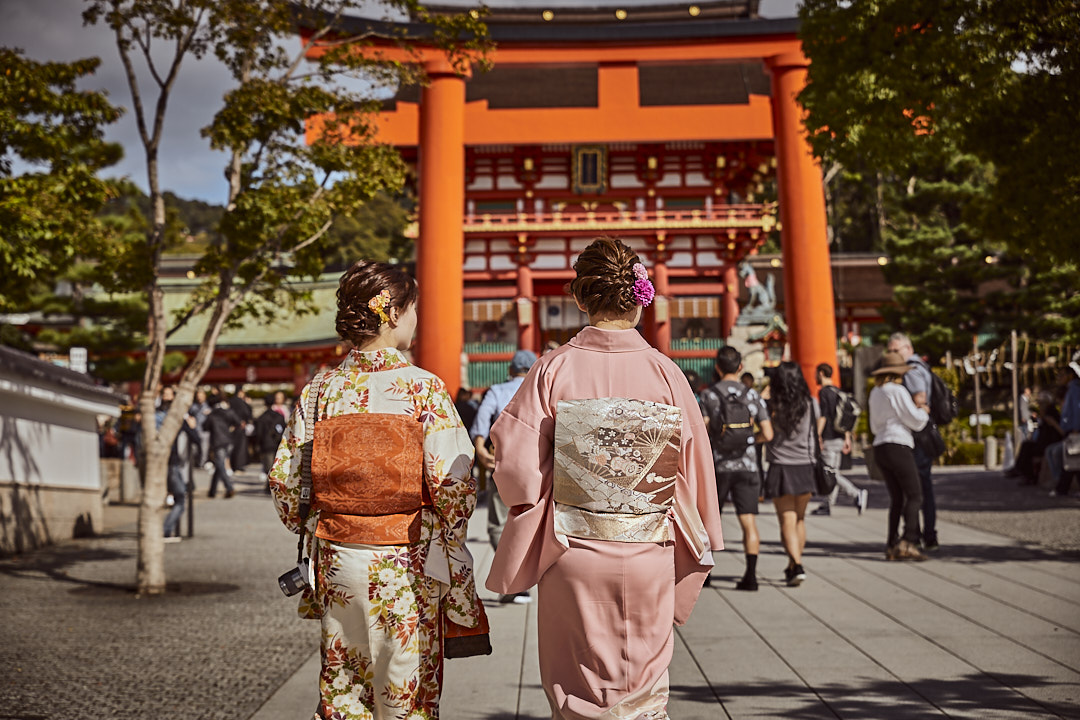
553;398;682;543
311;414;431;545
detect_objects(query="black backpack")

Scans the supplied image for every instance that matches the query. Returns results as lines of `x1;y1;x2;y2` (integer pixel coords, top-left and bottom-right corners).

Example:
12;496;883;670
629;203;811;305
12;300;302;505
826;386;861;434
908;359;959;426
704;383;755;458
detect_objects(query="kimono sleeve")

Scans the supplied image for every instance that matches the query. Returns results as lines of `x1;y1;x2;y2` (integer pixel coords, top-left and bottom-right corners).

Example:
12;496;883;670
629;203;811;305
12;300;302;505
665;362;724;625
485;363;566;594
268;380;317;542
417;376;479;627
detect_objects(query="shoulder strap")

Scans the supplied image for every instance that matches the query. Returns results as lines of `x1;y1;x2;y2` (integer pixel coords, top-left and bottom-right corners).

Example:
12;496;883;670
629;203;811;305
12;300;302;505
296;372;327;563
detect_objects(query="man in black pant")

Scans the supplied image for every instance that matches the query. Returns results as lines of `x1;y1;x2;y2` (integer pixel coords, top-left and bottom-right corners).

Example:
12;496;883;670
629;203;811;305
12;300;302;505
699;346;773;590
205;398;241;498
888;332;939;551
227;387;253;473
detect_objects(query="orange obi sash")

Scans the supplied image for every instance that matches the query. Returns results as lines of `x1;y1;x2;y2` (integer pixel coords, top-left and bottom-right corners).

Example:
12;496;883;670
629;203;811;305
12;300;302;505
310;413;431;545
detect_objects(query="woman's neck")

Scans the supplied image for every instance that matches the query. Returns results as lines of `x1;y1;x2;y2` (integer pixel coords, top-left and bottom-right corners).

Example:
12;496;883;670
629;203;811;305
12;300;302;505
356;335;396;352
591;319;636;331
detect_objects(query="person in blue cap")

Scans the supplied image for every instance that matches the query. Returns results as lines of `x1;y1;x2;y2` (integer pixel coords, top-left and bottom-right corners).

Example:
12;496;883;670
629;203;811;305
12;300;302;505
470;348;538;603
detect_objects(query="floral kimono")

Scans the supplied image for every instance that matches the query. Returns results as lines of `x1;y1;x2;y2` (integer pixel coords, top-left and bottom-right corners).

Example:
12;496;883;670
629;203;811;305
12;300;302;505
486;327;723;720
270;348;478;720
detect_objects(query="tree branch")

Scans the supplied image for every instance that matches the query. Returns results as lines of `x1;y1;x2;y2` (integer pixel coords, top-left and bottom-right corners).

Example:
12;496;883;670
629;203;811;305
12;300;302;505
132;18;166;88
283;8;347;82
113;24;151;150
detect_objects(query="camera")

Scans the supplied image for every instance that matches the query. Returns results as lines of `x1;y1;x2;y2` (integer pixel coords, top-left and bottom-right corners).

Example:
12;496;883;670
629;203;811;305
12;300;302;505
278;559;311;597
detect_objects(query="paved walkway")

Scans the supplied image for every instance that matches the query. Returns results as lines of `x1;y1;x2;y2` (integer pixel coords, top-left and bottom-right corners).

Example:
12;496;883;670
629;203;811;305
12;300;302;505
253;466;1080;720
1;466;1078;719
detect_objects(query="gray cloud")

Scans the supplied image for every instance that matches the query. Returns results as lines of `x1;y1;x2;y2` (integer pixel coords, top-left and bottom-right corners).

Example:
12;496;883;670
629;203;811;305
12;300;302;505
2;0;236;202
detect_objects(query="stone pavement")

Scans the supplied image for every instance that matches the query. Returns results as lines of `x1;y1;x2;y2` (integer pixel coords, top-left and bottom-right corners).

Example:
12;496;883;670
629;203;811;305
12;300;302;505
1;465;1078;719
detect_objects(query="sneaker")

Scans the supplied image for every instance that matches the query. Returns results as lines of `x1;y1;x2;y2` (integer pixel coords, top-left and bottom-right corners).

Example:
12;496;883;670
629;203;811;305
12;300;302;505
856;489;869;515
922;540;940;553
785;564;806;587
897;540;928;561
735;576;758;591
885;545;899;561
203;462;214;472
163;536;182;544
811;504;831;516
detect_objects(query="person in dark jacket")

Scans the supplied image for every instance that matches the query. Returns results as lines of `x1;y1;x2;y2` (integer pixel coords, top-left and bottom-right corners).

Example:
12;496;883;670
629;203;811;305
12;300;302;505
255;393;287;493
228;388;253;472
205;399;241;498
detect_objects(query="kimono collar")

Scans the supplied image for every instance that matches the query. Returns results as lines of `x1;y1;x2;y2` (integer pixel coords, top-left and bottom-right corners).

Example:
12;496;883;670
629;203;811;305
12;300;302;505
343;347;411;373
568;326;652;353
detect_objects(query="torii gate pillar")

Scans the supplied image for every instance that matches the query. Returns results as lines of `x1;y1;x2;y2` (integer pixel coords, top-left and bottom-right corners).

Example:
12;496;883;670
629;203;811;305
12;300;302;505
417;59;467;396
767;52;839;387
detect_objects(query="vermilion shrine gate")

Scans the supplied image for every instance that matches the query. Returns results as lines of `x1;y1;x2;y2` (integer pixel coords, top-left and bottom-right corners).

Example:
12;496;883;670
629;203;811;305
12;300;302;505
302;2;838;395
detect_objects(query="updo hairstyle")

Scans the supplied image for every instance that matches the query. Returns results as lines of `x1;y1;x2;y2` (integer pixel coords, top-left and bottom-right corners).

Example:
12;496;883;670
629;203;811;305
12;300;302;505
335;260;418;346
568;237;643;316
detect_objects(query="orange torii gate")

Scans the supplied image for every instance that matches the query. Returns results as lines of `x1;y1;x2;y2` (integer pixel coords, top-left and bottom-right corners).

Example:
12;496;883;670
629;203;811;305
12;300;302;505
301;5;838;396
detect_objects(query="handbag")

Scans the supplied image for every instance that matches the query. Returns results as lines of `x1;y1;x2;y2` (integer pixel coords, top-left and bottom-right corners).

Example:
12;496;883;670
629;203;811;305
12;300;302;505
914;423;946;459
808;410;837;496
443;601;492;658
1064;434;1080;472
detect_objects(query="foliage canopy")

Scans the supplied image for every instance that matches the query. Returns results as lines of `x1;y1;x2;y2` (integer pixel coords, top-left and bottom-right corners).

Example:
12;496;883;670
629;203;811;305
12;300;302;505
798;0;1080;263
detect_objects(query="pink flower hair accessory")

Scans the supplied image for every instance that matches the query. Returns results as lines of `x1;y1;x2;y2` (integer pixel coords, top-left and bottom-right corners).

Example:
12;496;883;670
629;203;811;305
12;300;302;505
631;262;655;307
368;289;392;324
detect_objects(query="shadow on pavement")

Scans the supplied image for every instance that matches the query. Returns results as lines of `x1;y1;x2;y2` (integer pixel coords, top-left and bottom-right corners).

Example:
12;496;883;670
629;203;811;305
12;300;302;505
672;671;1074;717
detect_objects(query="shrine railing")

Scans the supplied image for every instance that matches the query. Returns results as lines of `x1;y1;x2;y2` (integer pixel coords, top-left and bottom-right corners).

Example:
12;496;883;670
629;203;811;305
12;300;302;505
463;204;776;235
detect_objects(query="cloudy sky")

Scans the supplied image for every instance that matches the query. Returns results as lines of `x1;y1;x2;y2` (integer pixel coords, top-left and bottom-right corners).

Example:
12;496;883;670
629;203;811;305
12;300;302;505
1;0;800;204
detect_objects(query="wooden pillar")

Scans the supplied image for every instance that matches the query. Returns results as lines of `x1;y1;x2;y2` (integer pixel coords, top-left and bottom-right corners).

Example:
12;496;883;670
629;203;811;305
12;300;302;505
417;58;467;396
721;264;739;339
766;52;839;387
516;265;536;353
654;261;670;354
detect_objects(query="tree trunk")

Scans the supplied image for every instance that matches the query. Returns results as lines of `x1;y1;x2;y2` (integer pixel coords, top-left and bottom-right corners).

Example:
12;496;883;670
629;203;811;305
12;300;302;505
136;401;168;595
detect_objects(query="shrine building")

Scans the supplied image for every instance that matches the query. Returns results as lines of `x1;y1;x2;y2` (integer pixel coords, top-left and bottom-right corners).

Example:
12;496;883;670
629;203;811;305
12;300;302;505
300;1;838;396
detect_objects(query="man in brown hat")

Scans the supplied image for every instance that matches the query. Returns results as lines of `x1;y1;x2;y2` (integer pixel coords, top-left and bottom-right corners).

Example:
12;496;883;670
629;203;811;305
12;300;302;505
887;332;937;550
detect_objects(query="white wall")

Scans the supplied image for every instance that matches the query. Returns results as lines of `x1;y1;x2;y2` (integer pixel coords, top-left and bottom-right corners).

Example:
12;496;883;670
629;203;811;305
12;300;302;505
0;377;117;491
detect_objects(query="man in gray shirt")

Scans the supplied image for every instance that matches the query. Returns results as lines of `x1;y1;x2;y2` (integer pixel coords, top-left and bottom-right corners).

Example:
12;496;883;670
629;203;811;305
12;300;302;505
471;349;537;603
887;332;938;551
700;346;773;590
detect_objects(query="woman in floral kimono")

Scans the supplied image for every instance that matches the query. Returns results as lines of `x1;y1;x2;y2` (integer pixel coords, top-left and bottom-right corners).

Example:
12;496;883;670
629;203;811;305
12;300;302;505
270;260;479;720
486;237;724;720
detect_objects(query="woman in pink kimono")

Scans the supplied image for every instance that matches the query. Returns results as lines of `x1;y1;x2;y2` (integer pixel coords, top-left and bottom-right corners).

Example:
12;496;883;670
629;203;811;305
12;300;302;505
486;237;724;719
270;261;480;720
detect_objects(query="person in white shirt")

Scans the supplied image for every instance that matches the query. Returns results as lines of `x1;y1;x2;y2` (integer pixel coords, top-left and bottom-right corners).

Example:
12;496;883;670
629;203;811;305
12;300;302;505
869;351;930;561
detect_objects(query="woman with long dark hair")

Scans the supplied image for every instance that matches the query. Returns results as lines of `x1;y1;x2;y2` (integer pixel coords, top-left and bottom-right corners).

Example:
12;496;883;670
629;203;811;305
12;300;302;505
485;237;723;719
764;361;817;586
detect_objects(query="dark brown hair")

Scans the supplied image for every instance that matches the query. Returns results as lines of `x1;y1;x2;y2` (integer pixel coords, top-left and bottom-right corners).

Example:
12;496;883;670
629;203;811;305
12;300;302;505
568;237;643;316
335;260;418;346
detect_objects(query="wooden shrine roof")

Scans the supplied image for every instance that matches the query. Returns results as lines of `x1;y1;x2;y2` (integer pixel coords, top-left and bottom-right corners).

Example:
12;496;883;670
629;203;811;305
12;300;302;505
387;60;772;109
306;5;798;45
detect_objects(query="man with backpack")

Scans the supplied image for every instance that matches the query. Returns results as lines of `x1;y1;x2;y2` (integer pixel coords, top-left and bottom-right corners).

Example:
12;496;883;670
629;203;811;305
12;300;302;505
812;363;869;516
888;332;945;551
700;346;773;590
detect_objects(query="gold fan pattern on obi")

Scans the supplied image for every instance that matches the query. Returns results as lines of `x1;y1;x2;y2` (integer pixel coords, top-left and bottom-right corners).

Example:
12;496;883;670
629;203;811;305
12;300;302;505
553;398;682;543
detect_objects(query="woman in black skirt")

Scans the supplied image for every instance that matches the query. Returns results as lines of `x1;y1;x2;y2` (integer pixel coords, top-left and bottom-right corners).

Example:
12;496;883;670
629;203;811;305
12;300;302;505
764;362;817;586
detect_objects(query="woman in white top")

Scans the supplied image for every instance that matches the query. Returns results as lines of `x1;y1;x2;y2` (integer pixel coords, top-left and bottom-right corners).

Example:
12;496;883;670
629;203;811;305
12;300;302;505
869;351;931;561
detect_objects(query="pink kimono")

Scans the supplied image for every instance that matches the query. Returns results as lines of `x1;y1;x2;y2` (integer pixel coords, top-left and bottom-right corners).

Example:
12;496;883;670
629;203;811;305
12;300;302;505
486;327;724;720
